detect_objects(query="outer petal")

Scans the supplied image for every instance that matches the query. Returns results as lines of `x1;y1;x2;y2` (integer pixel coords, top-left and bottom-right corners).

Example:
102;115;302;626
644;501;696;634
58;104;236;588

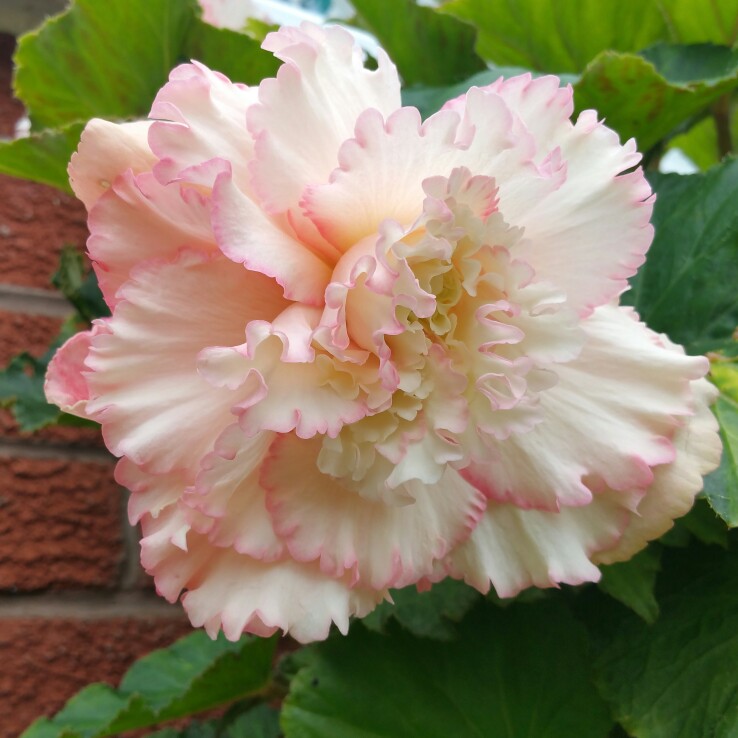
261;434;486;589
509;112;651;316
211;171;332;304
149;62;258;192
185;425;284;561
442;75;573;167
447;490;634;597
69;119;156;210
85;249;287;473
248;23;401;215
302;106;462;252
118;458;188;525
140;507;384;643
446;79;652;315
596;376;722;564
88;171;216;306
44;323;107;420
462;304;707;510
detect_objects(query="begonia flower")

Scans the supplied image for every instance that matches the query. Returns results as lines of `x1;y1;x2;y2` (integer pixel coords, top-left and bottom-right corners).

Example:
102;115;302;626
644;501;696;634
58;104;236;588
46;23;722;643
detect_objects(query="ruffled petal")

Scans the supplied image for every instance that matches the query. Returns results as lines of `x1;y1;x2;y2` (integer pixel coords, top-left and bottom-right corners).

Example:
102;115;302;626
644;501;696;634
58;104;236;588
140;506;384;643
462;303;707;511
596;376;722;563
149;62;257;192
211;170;332;304
69;119;155;210
248;23;401;215
302;106;462;252
261;434;486;589
199;304;368;439
44;323;108;420
118;458;187;525
85;249;287;473
88;171;216;305
445;80;652;315
447;491;634;597
185;425;284;561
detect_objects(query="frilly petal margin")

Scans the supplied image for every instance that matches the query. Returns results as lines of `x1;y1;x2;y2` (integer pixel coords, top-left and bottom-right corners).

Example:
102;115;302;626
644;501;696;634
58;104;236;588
595;376;721;564
445;490;636;597
140;506;386;644
85;249;287;474
248;22;401;216
261;434;486;590
44;322;109;421
69;119;155;210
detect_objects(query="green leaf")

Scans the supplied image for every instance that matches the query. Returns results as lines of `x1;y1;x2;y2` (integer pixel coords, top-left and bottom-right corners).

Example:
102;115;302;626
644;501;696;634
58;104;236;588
362;578;481;640
574;44;738;152
659;0;738;46
184;18;280;85
704;361;738;525
0;351;63;431
20;632;277;738
623;158;738;353
13;0;276;132
677;496;730;546
282;602;613;738
15;0;196;130
225;705;281;738
598;547;662;623
148;705;280;738
594;543;738;737
0;121;83;192
52;246;110;322
440;0;669;73
148;723;219;738
348;0;485;86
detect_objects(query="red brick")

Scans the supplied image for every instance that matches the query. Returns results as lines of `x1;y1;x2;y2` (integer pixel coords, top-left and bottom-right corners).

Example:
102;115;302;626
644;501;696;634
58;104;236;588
0;407;105;446
0;615;192;738
0;456;123;590
0;309;64;365
0;177;89;290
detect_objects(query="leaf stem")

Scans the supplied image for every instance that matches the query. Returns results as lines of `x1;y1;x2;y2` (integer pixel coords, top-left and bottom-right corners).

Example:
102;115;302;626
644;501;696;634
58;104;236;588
714;95;733;160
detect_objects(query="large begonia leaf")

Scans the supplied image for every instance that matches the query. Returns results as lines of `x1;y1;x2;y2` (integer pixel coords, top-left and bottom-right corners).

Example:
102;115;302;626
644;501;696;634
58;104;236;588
149;705;280;738
20;632;276;738
704;361;738;526
0;122;83;192
659;0;738;45
361;578;482;640
348;0;485;85
623;158;738;353
439;0;669;73
51;246;109;323
185;18;280;85
13;0;275;131
594;542;738;737
0;352;64;432
597;547;662;624
574;44;738;152
281;602;613;738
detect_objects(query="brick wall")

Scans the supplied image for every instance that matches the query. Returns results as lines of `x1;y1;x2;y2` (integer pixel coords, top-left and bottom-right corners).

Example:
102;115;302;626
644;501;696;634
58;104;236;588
0;33;191;738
